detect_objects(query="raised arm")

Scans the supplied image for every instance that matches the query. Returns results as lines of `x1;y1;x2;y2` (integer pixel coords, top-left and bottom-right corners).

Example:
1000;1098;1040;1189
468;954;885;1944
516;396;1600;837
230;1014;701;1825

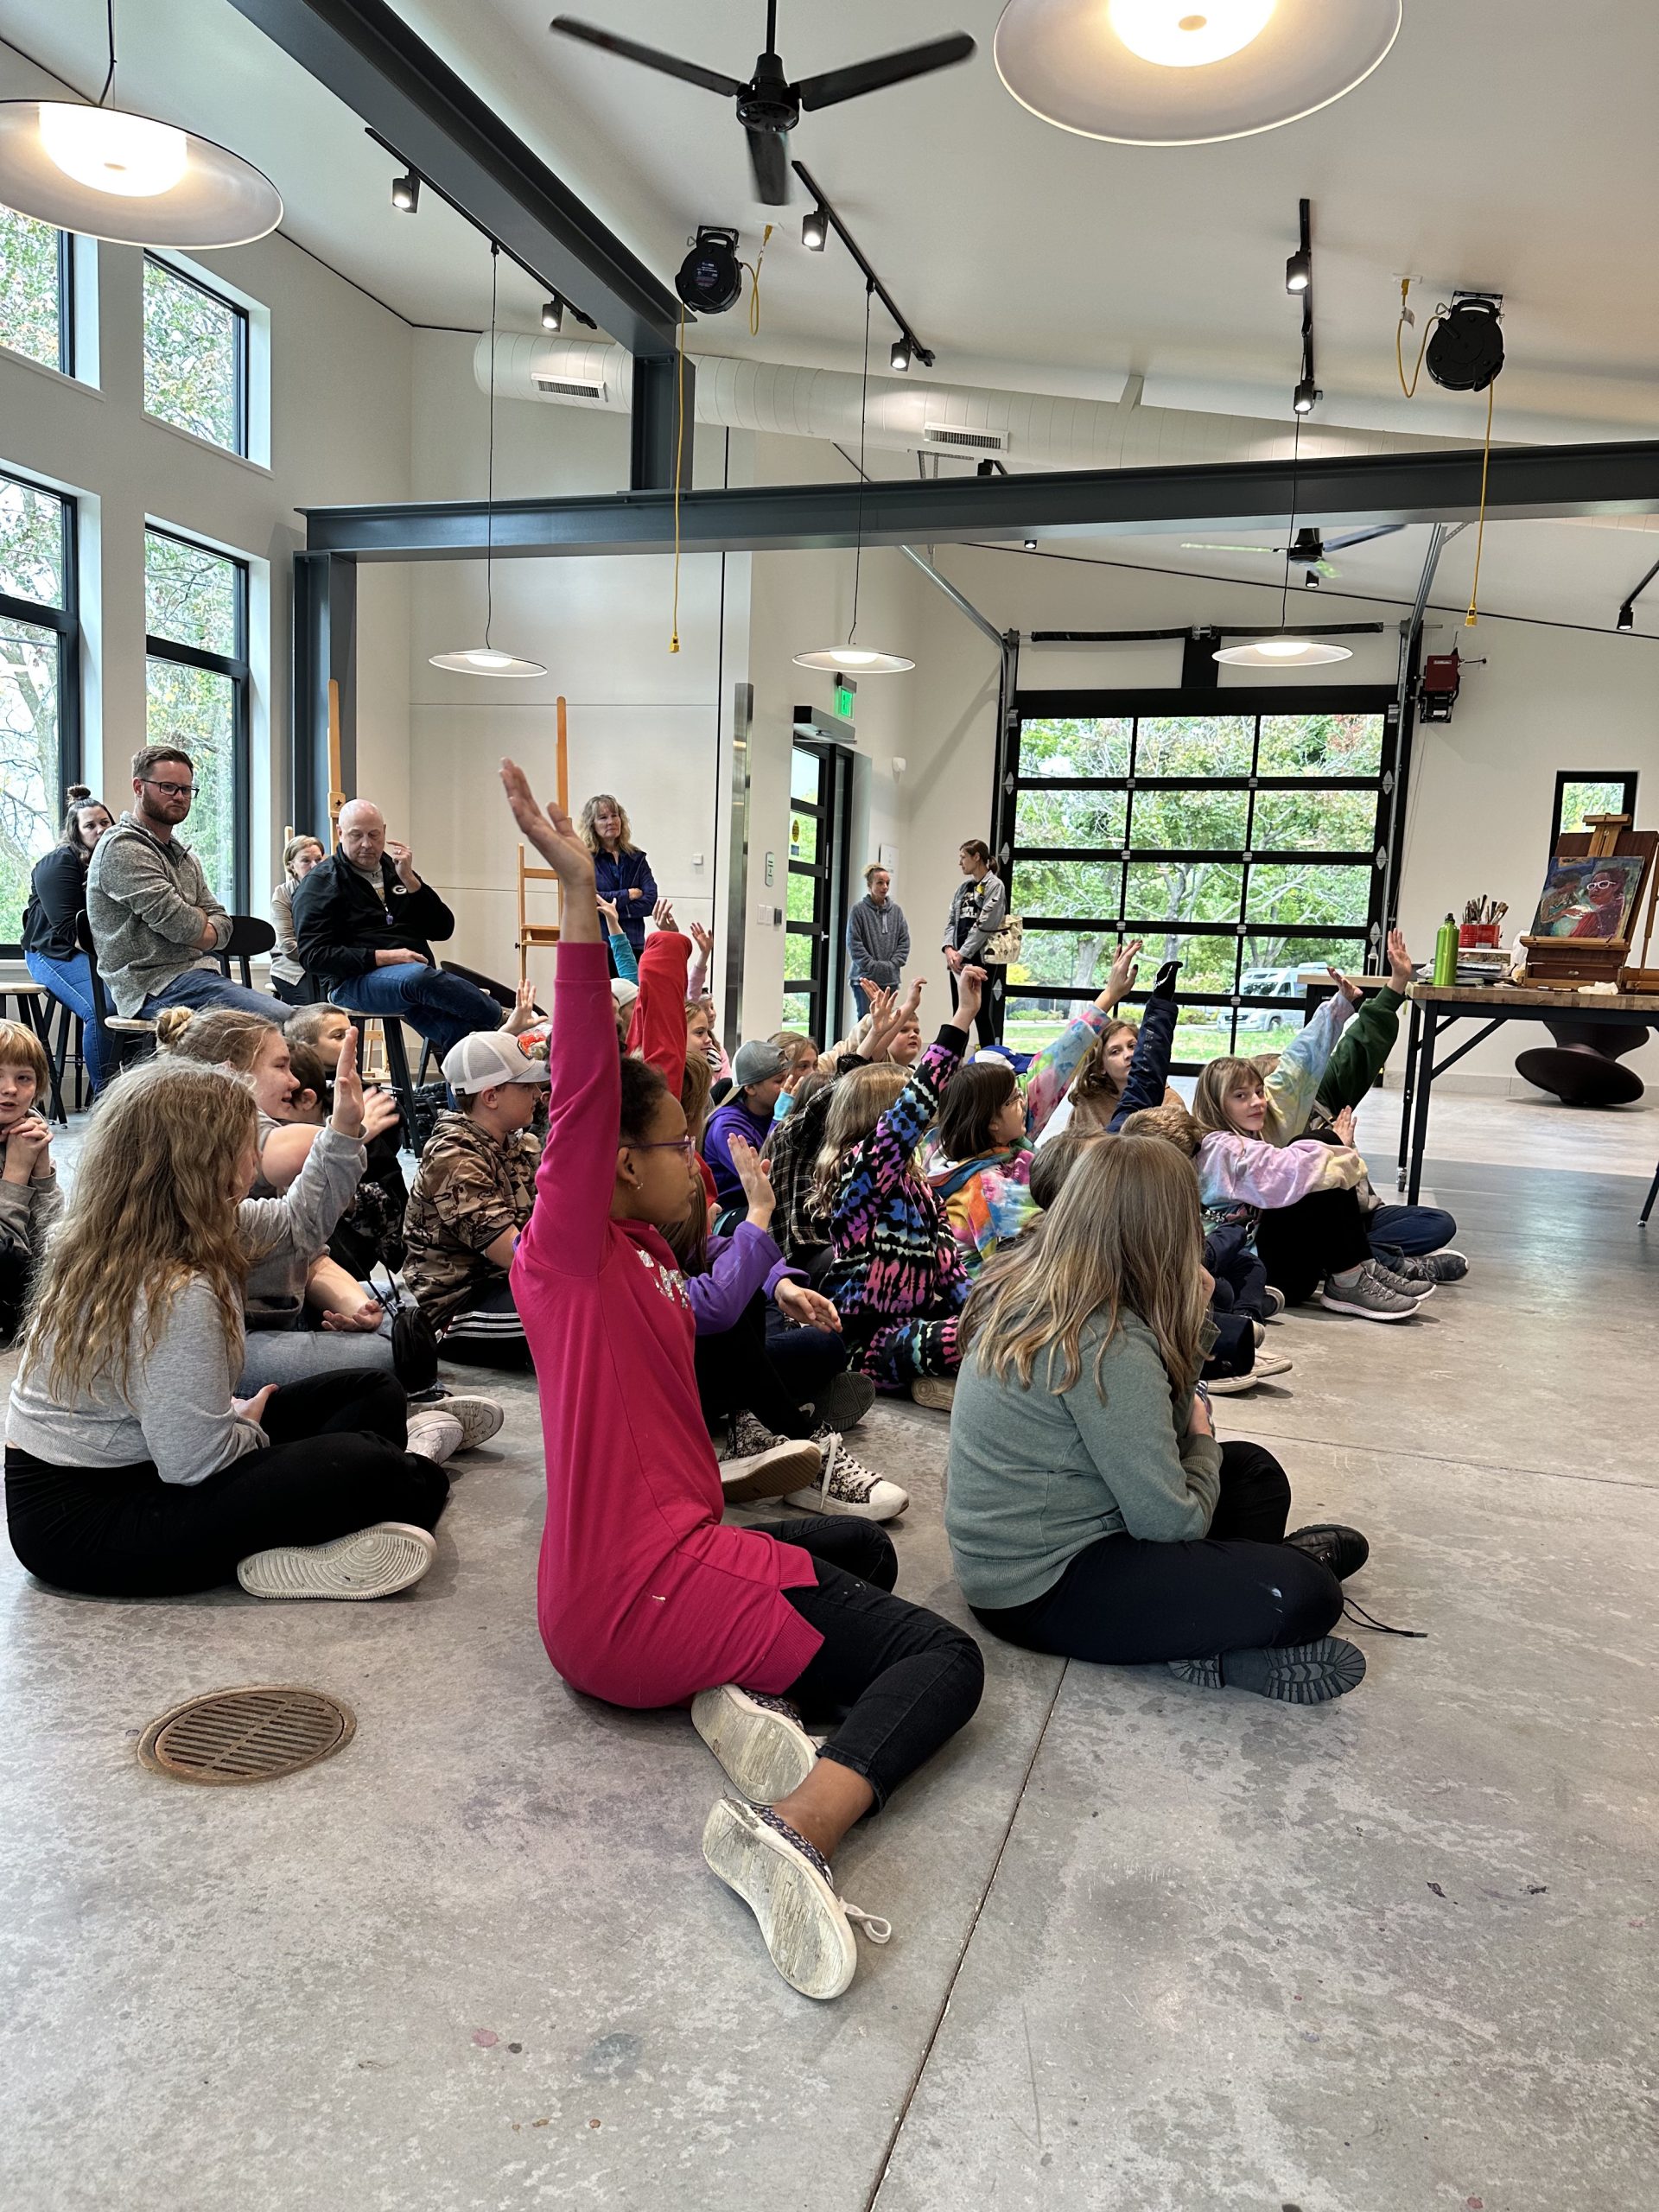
626;929;692;1090
238;1028;369;1261
835;989;972;1237
1024;940;1145;1139
1262;982;1355;1145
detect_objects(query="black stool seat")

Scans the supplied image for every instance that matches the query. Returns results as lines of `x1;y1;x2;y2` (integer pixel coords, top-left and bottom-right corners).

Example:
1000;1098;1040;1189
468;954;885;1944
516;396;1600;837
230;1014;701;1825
1516;1045;1645;1108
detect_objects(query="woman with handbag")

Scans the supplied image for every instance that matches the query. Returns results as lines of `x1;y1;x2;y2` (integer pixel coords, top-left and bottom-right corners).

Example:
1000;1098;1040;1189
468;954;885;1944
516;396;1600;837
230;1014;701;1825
942;841;1014;1049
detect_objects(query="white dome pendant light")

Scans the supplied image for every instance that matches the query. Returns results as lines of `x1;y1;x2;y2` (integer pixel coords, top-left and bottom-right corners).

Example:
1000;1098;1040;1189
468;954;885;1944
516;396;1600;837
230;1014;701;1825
0;1;281;247
993;0;1402;146
430;243;547;681
794;283;915;677
1215;416;1352;668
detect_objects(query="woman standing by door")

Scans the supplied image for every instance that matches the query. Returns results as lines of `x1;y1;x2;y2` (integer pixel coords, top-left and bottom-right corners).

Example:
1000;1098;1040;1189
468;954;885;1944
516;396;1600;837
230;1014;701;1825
942;840;1007;1050
22;788;115;1093
580;794;657;969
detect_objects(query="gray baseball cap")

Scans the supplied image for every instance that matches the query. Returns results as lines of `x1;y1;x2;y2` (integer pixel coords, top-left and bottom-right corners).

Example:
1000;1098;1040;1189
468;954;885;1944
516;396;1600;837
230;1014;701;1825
733;1039;787;1087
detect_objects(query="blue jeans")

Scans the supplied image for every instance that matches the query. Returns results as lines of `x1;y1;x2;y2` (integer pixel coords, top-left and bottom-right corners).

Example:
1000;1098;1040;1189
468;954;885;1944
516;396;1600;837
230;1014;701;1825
329;963;500;1062
138;968;285;1020
25;950;111;1091
1370;1203;1458;1258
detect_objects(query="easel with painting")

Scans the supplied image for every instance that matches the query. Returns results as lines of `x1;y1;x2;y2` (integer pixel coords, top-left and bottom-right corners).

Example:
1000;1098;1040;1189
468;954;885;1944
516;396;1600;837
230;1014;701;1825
1519;813;1659;990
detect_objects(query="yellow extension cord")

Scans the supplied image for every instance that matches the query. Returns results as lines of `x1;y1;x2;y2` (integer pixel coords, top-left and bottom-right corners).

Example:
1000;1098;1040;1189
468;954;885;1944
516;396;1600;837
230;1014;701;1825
1395;278;1495;626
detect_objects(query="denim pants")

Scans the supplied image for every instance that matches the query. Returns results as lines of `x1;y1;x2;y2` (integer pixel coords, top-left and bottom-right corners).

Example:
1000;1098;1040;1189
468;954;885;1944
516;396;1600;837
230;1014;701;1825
140;968;287;1021
1370;1203;1458;1258
24;950;111;1090
329;963;501;1062
774;1516;985;1811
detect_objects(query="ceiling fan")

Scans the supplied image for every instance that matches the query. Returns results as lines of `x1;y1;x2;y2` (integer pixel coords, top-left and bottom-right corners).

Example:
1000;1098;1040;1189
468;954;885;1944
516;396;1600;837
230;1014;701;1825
1181;524;1407;578
550;4;976;207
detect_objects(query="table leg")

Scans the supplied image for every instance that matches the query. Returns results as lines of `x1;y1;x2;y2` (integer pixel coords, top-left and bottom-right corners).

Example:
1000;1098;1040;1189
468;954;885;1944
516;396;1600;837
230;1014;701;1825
1397;997;1421;1190
1406;1008;1438;1205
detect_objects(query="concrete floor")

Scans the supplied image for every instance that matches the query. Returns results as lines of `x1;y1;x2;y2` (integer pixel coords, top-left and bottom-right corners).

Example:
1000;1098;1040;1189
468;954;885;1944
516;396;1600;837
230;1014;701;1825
2;1092;1656;2212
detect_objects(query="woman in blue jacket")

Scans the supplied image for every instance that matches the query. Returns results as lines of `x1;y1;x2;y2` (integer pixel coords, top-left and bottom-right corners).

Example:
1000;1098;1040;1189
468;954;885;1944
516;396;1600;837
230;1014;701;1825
579;793;657;964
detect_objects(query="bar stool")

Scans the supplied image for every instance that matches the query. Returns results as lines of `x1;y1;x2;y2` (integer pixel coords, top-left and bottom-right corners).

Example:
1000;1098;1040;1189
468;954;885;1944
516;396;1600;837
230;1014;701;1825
219;915;276;987
342;1010;419;1142
0;981;67;1122
75;913;157;1073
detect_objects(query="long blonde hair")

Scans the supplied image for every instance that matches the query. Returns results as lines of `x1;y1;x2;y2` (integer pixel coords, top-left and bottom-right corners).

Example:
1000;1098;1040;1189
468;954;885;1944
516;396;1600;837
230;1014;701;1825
812;1061;908;1208
21;1061;257;1401
962;1135;1206;1398
578;792;636;855
1192;1056;1265;1136
156;1003;278;1070
1067;1020;1139;1132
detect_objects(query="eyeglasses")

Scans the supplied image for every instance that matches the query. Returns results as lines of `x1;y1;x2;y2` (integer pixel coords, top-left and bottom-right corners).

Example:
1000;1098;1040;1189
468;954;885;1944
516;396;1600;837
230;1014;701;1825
142;778;196;799
626;1135;696;1160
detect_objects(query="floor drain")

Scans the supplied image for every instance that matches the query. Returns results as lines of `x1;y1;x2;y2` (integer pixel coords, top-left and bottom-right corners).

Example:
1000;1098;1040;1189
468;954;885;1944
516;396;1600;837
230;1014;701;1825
137;1686;356;1786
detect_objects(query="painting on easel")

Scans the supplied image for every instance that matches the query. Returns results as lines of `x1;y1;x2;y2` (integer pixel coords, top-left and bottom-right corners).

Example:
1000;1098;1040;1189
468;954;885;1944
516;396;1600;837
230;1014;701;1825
1529;854;1648;941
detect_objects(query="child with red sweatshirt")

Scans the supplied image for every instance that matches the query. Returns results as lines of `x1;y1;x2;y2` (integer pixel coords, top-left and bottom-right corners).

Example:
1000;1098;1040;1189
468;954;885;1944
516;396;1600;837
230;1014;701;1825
499;761;982;2005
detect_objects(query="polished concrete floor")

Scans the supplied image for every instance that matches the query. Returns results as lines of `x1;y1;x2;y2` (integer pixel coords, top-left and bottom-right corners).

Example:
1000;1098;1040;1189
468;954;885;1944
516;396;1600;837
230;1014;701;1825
2;1092;1656;2211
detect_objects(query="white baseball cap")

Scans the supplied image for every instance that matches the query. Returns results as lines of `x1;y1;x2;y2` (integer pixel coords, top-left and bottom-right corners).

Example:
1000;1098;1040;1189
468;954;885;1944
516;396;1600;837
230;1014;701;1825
442;1028;551;1092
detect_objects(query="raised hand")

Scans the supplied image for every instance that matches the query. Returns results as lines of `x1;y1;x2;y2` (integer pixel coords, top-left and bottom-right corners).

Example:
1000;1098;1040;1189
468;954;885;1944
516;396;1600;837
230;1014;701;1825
1387;928;1414;993
689;921;714;958
955;963;988;1027
1328;965;1363;1006
1103;937;1144;1006
725;1135;775;1227
1332;1104;1358;1148
867;980;918;1060
595;893;621;931
651;898;679;933
329;1024;365;1140
385;838;419;888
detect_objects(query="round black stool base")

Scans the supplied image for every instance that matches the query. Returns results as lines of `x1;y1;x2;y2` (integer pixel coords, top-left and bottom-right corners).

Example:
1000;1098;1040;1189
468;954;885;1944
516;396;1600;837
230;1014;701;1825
1516;1046;1646;1108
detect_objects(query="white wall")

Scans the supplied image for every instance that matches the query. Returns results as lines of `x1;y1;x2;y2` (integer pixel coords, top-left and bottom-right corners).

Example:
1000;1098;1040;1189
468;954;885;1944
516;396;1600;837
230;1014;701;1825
0;41;413;907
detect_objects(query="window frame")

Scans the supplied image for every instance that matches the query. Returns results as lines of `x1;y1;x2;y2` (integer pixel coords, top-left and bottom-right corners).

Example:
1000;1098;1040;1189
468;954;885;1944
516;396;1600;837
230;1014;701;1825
1550;769;1637;849
0;210;75;378
782;742;855;1039
0;467;81;956
995;685;1401;1067
142;252;251;458
143;524;251;912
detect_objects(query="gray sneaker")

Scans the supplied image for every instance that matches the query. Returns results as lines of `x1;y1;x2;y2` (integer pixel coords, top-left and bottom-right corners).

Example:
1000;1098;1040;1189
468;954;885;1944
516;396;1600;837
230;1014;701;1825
1385;1248;1468;1284
1318;1264;1418;1323
1369;1260;1434;1300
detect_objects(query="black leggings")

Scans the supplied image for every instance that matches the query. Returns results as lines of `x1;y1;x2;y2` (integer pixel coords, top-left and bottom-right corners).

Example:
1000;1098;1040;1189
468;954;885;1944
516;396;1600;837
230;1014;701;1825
695;1294;846;1439
3;1369;450;1599
970;1440;1341;1666
1253;1186;1375;1306
775;1516;985;1812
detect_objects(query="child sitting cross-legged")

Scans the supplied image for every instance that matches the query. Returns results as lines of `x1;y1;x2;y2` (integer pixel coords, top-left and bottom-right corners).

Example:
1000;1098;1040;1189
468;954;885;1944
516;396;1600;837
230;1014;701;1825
0;1020;61;1347
403;1029;550;1370
947;1133;1372;1705
498;759;984;2003
4;1031;500;1603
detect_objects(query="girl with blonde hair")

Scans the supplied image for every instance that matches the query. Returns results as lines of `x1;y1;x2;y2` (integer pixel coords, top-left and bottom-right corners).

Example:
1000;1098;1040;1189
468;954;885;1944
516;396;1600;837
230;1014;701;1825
945;1135;1372;1705
4;1034;489;1602
579;792;656;963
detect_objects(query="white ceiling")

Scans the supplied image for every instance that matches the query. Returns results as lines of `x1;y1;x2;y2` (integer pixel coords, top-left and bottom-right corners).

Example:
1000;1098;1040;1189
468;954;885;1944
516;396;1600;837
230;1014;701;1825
5;0;1659;447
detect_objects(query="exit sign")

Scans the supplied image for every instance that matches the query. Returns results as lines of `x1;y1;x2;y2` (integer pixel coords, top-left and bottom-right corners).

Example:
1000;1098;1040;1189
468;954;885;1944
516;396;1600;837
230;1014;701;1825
832;677;857;721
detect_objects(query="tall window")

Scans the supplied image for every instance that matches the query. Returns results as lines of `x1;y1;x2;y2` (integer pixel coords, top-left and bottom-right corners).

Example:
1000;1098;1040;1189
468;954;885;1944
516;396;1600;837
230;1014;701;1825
145;528;250;908
143;256;247;454
999;690;1400;1066
783;744;853;1038
0;472;79;950
1552;771;1637;848
0;209;72;374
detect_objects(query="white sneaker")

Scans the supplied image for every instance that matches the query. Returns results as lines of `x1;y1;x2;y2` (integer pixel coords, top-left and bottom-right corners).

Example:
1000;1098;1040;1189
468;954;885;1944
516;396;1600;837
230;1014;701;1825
702;1796;891;2001
910;1376;957;1413
1251;1348;1294;1379
783;1433;909;1522
1205;1370;1260;1395
691;1684;817;1802
237;1521;436;1601
406;1409;464;1463
430;1395;505;1451
717;1411;823;1503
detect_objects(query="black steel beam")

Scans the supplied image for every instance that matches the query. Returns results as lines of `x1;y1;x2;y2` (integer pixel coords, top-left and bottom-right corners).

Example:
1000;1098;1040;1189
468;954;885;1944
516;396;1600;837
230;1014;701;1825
301;436;1659;562
226;0;682;359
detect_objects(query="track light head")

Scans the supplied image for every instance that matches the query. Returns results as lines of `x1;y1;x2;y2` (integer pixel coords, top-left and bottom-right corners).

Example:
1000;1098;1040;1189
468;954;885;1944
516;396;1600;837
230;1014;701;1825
802;204;827;251
1285;248;1310;295
1304;569;1321;589
391;168;419;213
1618;603;1635;633
1292;376;1319;415
890;336;912;372
1023;538;1038;551
541;295;564;332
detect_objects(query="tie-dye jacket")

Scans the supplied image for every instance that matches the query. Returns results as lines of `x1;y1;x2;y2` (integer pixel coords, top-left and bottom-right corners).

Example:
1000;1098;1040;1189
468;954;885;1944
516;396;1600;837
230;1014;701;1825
924;1002;1116;1268
820;1027;971;1335
1196;1129;1367;1239
1259;992;1353;1144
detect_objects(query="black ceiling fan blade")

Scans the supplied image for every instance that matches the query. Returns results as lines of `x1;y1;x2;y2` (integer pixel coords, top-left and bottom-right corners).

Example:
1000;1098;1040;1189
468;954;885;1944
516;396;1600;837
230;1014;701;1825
795;33;976;113
549;17;746;99
746;124;792;206
1324;524;1407;552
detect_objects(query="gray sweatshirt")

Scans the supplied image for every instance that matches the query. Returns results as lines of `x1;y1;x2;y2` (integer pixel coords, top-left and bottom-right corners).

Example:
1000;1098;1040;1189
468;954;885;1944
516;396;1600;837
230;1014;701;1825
945;1309;1223;1609
6;1125;365;1484
846;894;911;990
86;813;232;1017
0;1133;62;1263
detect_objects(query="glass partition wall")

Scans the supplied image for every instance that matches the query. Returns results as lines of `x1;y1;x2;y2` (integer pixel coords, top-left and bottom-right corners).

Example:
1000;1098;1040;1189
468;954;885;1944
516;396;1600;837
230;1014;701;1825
997;689;1402;1066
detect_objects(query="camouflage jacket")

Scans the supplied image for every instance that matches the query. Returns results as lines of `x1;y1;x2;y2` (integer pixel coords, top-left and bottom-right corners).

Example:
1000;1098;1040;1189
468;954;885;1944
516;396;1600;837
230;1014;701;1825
404;1110;542;1329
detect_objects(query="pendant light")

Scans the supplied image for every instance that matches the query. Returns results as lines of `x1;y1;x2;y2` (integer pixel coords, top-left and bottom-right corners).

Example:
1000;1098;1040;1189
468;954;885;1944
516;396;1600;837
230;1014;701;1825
0;1;281;247
794;283;915;677
993;0;1402;146
429;244;547;680
1214;416;1352;669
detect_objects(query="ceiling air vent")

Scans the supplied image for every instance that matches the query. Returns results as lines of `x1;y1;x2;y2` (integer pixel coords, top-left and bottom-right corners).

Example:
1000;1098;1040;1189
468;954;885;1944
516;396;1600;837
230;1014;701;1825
923;423;1009;453
532;374;607;403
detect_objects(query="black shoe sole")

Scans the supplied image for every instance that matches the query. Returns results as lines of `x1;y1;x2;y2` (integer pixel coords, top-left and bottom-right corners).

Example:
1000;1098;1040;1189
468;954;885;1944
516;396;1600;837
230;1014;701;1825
1168;1636;1367;1704
1286;1522;1370;1580
811;1372;876;1434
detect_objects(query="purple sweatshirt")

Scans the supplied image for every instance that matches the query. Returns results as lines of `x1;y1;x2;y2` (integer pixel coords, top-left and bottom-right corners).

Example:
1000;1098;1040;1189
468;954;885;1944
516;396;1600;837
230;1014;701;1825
686;1221;804;1335
702;1093;774;1209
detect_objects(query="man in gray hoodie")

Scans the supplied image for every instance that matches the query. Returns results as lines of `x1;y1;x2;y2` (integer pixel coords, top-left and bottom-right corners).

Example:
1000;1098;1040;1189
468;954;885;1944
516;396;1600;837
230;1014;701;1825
86;746;281;1020
845;863;910;995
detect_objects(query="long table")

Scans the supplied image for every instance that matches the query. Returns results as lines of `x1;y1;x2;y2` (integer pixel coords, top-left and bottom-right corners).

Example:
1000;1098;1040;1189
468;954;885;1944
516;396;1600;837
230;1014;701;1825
1400;982;1659;1201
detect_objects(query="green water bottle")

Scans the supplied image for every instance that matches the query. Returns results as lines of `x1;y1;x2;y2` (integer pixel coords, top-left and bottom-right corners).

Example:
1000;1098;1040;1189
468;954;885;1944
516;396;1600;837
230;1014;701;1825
1433;912;1458;987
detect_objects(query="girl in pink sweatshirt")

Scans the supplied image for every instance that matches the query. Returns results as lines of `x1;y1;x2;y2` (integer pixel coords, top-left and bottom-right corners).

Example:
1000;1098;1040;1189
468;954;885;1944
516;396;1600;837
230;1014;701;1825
499;763;982;2006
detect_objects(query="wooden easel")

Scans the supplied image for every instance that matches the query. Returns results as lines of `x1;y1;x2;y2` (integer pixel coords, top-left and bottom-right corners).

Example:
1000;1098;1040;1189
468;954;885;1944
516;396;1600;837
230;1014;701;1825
1520;813;1659;990
327;678;346;840
515;695;571;983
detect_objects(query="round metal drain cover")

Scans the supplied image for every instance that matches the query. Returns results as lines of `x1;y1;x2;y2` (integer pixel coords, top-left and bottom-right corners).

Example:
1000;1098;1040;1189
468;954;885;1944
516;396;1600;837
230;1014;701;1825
137;1685;356;1786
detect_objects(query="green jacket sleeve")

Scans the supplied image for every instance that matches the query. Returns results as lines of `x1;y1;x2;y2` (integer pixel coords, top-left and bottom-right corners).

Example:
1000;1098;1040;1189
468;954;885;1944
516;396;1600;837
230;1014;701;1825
1317;985;1404;1115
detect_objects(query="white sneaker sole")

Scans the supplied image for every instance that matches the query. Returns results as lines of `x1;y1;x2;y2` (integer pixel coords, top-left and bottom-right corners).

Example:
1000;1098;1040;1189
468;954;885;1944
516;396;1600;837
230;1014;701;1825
720;1440;824;1504
691;1686;817;1802
435;1395;505;1451
780;1480;909;1522
237;1522;437;1601
1203;1372;1259;1395
1317;1290;1416;1323
701;1797;857;2001
909;1376;956;1412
